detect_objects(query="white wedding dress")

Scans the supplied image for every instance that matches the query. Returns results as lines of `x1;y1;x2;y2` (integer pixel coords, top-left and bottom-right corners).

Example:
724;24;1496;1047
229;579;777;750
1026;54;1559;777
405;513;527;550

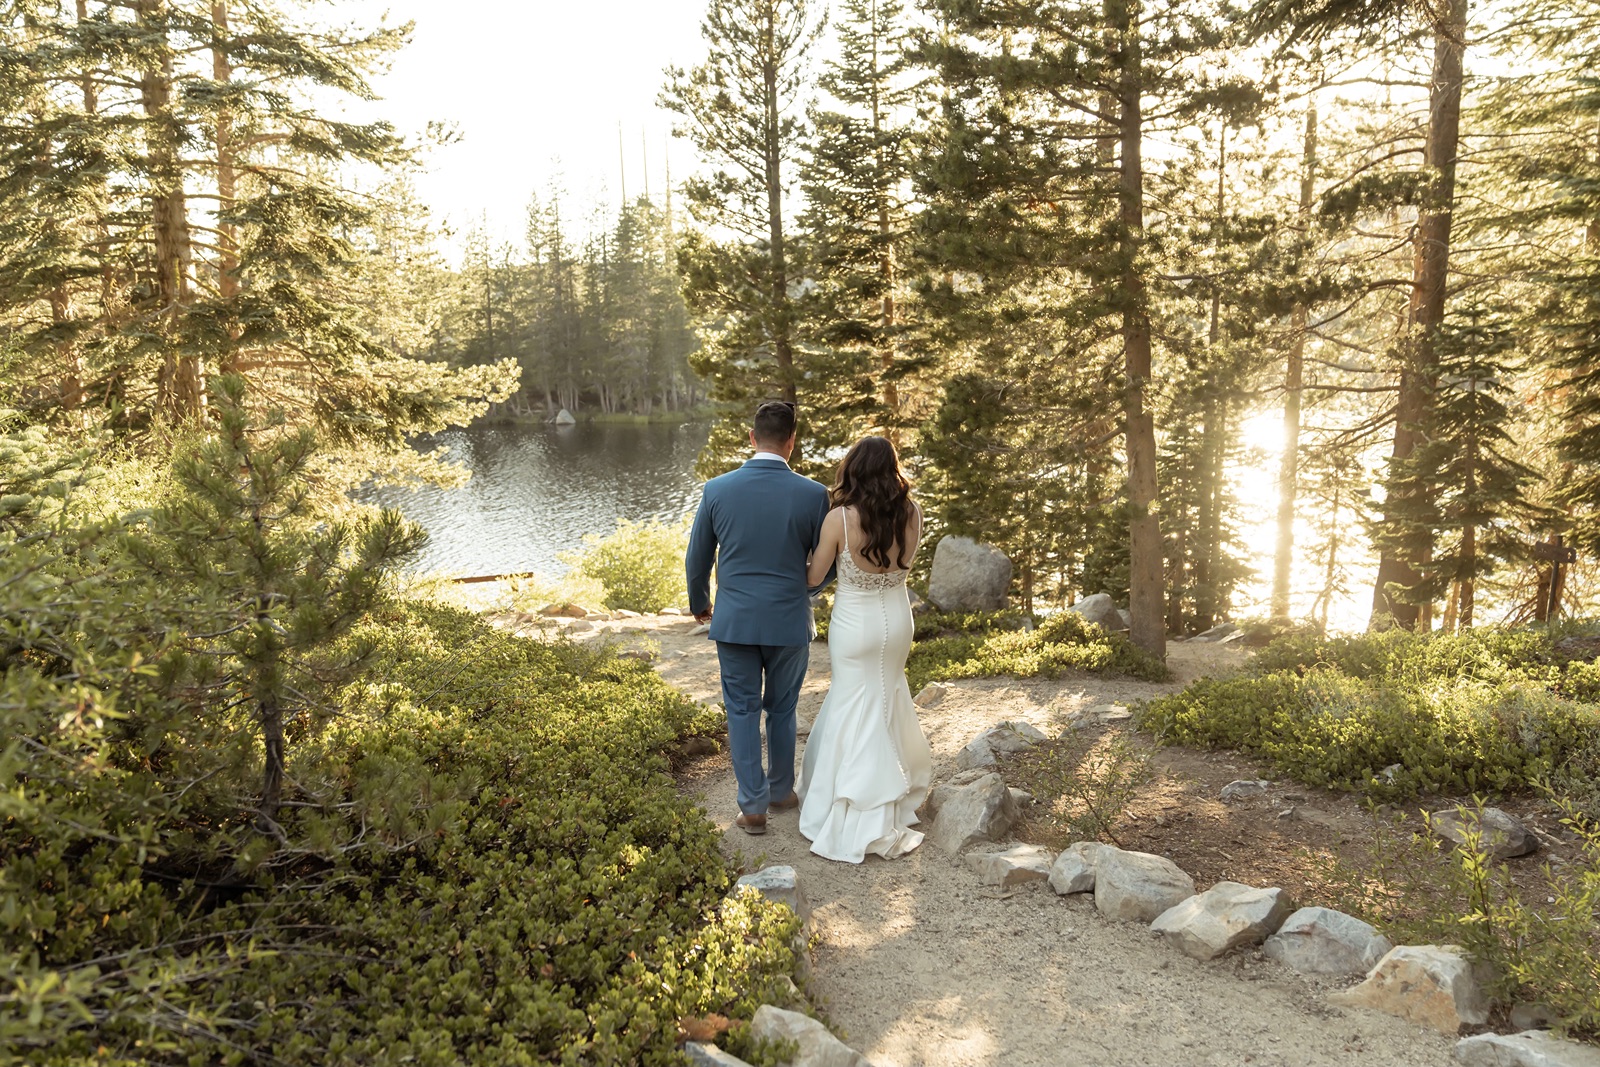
798;521;934;863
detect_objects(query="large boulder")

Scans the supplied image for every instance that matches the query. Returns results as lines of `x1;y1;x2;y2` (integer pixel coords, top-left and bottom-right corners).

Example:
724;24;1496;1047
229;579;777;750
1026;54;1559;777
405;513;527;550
1263;907;1394;976
928;772;1019;855
1067;593;1124;631
1049;841;1110;895
1151;882;1294;961
686;1045;754;1067
734;865;812;923
1454;1031;1600;1067
966;844;1055;887
1430;806;1539;860
1093;848;1196;922
927;536;1013;612
750;1006;873;1067
1330;945;1490;1033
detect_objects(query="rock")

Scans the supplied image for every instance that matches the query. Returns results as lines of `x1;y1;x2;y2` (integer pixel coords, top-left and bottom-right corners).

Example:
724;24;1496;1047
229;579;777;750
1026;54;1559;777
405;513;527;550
749;1006;872;1067
1151;882;1294;961
679;737;718;757
734;865;812;922
1430;806;1539;860
617;649;658;663
928;772;1019;855
926;536;1013;612
539;602;588;619
1510;1003;1558;1031
1262;907;1394;976
685;1044;753;1067
1008;787;1035;808
1066;593;1123;631
1220;779;1271;802
613;608;642;619
1192;623;1239;642
673;649;691;659
955;721;1046;771
567;619;596;633
1086;703;1133;724
1455;1031;1600;1067
1219;630;1247;644
554;407;577;426
1290;805;1340;829
1049;841;1110;895
1093;848;1197;922
913;682;953;708
956;736;998;771
690;623;712;636
924;770;990;819
966;844;1055;887
1117;608;1133;630
1329;945;1490;1033
660;607;688;616
907;588;927;613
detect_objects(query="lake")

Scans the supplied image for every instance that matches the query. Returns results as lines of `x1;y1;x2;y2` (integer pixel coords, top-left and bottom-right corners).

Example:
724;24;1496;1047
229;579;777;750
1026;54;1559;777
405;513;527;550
360;420;709;578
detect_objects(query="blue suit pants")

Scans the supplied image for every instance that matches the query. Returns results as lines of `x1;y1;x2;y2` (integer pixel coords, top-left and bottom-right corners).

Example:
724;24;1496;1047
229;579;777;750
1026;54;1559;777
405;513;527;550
716;641;809;815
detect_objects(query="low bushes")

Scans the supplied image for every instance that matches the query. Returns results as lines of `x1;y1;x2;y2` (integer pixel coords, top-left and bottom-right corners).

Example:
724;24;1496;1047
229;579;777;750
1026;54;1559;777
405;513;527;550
7;601;802;1066
569;517;689;614
0;407;800;1066
905;609;1168;691
1139;624;1600;803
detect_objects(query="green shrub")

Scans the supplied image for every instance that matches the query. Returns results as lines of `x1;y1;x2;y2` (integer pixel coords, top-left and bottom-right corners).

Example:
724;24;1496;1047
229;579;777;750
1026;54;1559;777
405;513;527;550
570;517;689;614
905;609;1167;691
1321;804;1600;1042
1141;623;1600;801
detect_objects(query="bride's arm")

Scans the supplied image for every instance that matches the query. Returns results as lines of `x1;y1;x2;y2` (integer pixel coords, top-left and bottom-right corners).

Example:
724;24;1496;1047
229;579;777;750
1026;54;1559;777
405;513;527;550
807;509;843;589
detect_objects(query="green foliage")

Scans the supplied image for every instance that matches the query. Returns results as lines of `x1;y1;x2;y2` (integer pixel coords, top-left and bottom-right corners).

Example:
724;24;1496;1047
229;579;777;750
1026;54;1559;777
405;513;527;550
0;412;804;1065
906;610;1168;691
1008;730;1156;847
1142;624;1600;802
570;517;691;614
1321;804;1600;1041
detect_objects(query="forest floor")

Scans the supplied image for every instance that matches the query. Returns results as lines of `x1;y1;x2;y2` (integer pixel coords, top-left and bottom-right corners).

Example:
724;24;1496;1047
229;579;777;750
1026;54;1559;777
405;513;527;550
511;610;1574;1067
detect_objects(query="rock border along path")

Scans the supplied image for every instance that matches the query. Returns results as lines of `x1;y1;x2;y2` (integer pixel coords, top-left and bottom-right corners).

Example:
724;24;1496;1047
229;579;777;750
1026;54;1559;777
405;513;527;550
502;610;1473;1066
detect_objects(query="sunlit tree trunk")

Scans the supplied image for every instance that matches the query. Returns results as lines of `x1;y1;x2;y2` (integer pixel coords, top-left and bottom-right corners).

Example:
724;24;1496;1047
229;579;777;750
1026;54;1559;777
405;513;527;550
139;0;204;422
1369;0;1468;630
1273;103;1317;621
1113;0;1165;657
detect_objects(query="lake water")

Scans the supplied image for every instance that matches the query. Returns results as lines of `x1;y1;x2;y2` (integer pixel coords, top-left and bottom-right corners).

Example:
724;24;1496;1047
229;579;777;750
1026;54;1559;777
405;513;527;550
360;420;709;578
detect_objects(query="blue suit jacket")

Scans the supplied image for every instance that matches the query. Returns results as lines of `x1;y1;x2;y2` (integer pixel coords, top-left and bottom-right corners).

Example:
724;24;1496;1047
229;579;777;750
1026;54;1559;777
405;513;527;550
686;457;832;647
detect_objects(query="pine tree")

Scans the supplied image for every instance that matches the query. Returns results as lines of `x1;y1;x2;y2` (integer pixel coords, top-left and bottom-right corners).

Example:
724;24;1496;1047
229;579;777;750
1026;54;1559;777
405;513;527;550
0;2;517;441
662;0;820;473
1368;308;1547;627
128;375;425;839
797;0;925;464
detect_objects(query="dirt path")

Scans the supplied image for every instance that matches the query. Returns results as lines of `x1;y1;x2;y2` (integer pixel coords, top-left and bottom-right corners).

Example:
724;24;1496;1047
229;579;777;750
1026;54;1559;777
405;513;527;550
574;614;1459;1067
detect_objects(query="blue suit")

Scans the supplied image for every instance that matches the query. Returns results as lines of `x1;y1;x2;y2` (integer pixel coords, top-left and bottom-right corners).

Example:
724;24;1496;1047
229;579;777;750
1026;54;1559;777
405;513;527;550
687;457;831;815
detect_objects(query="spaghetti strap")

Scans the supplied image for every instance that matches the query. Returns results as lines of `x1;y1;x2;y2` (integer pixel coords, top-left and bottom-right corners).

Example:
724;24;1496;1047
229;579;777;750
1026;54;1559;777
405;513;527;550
841;506;851;554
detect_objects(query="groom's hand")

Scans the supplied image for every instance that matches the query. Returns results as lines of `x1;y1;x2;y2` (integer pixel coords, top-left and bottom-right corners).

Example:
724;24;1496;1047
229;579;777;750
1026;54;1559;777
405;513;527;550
694;608;713;623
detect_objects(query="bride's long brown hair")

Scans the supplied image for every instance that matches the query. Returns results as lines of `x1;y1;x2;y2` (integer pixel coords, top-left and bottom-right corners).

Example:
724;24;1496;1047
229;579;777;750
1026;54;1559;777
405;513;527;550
831;436;915;570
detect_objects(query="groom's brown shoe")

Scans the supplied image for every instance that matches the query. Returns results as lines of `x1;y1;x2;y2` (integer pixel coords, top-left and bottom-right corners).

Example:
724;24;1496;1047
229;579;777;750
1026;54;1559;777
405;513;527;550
735;812;768;835
770;792;800;811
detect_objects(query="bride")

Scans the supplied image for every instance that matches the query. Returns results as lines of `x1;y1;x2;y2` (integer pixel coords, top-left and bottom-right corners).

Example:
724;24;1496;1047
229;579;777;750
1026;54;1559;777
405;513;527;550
799;436;935;863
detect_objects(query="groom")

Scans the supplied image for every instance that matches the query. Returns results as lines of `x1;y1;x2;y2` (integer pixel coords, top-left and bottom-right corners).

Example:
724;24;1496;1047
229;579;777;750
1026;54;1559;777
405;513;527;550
686;401;832;835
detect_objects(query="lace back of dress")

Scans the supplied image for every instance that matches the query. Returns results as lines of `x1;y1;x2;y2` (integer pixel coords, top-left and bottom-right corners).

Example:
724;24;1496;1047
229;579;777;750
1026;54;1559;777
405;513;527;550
840;508;908;591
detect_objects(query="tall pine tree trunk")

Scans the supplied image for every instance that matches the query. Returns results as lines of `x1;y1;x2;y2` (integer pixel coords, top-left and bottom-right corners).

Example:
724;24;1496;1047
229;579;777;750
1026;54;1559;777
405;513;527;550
762;6;796;414
1369;0;1468;630
871;5;899;442
140;0;204;422
1195;125;1228;632
1114;0;1165;657
212;3;240;317
1273;104;1317;621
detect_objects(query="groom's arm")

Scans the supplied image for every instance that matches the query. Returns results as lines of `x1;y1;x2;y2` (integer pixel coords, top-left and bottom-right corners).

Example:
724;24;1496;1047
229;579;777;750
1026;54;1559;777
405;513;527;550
806;488;837;595
686;492;717;620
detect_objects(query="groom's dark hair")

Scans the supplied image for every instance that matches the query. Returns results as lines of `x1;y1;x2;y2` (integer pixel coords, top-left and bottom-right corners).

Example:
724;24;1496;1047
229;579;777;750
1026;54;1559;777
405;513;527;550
752;400;797;447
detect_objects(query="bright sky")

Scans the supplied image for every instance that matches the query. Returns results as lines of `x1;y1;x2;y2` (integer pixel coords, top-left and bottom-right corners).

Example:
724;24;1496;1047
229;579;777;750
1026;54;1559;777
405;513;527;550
339;0;711;258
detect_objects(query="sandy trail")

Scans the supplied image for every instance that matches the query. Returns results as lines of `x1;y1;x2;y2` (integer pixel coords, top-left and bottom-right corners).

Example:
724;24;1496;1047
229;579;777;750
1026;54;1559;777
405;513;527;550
584;615;1459;1067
